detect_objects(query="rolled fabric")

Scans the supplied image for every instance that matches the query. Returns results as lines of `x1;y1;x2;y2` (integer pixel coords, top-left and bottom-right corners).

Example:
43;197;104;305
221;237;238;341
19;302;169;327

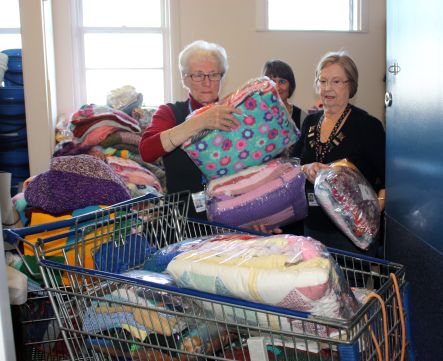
181;77;300;180
206;159;307;230
314;160;381;250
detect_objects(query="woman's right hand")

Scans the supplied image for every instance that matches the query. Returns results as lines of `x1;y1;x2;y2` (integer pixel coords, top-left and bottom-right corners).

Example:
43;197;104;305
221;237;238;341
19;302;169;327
301;162;329;184
193;104;242;132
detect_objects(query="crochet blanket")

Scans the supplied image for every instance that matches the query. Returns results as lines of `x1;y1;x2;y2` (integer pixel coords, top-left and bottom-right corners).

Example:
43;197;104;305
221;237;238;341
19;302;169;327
24;154;131;214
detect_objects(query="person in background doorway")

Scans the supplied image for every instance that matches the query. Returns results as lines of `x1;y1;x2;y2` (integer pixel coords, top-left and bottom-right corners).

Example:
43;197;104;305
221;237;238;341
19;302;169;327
262;59;307;235
292;51;386;255
262;59;307;131
139;40;241;219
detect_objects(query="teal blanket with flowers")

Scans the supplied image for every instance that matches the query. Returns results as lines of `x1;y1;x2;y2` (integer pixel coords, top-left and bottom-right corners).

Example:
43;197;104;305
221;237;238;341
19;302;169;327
181;77;300;180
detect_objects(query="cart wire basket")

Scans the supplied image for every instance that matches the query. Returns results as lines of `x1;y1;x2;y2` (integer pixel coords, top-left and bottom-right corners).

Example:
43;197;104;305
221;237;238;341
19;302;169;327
16;289;70;361
5;191;412;361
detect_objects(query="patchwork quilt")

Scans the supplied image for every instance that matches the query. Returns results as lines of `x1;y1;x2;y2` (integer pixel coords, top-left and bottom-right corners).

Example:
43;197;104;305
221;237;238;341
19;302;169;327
166;234;359;325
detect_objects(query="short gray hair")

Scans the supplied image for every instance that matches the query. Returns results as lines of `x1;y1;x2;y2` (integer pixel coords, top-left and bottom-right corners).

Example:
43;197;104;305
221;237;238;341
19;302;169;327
178;40;228;76
315;51;359;98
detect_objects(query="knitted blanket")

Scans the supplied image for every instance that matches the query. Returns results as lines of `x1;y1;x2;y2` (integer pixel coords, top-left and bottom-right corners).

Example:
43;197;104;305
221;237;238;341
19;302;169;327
24;154;131;214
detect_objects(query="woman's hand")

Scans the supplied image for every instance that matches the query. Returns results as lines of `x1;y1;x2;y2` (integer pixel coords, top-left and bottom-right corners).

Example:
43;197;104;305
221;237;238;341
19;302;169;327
377;189;386;211
194;104;242;132
301;162;329;184
250;224;283;235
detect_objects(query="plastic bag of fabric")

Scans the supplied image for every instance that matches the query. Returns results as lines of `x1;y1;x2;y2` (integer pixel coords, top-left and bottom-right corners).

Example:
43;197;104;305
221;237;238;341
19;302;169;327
106;85;143;115
314;159;381;250
166;234;359;322
206;159;307;230
144;233;259;273
181;77;300;180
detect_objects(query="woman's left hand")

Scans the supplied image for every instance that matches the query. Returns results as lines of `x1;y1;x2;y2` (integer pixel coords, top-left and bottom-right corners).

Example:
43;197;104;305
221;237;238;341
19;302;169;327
377;189;386;211
250;224;283;235
301;162;329;184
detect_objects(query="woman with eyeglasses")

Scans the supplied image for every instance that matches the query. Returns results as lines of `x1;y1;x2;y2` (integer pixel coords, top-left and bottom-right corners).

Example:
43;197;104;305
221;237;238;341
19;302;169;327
262;59;307;131
139;40;241;218
292;51;386;255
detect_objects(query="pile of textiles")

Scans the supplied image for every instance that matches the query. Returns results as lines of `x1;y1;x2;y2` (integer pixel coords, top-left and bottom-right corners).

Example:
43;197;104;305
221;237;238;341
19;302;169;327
143;232;373;339
54;103;165;197
81;271;231;360
13;154;139;277
165;233;359;325
180;77;305;229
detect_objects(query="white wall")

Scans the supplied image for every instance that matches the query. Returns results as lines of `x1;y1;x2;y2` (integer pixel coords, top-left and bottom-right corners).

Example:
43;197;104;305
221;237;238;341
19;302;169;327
19;0;57;175
172;0;387;121
22;0;386;174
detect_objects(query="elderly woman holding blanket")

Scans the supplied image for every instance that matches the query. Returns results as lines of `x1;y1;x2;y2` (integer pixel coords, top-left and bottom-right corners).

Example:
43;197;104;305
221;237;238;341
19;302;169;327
292;51;386;255
139;40;241;219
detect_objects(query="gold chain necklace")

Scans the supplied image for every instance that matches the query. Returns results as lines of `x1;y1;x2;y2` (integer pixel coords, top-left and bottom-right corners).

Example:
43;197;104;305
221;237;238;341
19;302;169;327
315;104;351;163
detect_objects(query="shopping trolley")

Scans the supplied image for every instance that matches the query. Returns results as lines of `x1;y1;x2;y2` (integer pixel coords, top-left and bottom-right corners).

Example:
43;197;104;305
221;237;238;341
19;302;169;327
15;289;70;361
5;191;412;361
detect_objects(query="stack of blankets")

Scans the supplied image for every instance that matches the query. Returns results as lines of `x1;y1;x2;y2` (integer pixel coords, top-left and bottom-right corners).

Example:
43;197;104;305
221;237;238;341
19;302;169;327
54;104;164;198
181;77;305;230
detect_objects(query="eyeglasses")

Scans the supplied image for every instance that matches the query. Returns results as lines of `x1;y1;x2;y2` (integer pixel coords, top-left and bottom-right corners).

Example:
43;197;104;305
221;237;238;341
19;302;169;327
317;79;349;89
186;72;223;82
269;77;288;86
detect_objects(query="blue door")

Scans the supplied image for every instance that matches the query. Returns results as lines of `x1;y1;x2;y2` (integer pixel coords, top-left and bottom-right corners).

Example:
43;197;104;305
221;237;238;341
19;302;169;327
385;0;443;359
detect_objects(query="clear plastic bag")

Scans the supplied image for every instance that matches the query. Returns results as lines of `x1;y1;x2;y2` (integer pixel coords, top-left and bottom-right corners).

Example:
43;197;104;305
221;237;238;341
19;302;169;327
314;159;381;250
167;233;359;320
106;85;143;115
206;159;307;230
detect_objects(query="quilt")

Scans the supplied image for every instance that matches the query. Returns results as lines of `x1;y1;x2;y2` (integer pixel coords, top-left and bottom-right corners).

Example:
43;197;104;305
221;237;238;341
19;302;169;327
166;234;359;322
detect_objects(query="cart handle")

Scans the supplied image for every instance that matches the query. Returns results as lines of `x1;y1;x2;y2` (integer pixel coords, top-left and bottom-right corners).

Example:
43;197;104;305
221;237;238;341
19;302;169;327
2;192;160;245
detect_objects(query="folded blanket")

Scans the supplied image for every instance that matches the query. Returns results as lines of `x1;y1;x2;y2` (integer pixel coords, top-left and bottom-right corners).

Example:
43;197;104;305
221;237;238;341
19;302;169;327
182;77;299;180
314;160;380;250
144;233;259;272
24;154;131;214
206;159;307;230
167;234;359;321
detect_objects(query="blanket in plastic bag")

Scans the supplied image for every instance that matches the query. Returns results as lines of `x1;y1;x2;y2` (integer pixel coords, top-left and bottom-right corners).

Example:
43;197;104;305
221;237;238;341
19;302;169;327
206;159;307;230
181;77;300;180
166;234;359;324
314;159;381;250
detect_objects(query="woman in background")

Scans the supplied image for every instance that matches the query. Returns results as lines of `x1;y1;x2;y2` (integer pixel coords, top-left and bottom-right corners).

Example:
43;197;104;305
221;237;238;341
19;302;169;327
263;59;307;235
262;59;307;130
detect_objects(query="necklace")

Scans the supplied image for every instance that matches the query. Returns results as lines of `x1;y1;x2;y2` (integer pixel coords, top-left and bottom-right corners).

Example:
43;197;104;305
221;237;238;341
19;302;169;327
315;104;351;163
